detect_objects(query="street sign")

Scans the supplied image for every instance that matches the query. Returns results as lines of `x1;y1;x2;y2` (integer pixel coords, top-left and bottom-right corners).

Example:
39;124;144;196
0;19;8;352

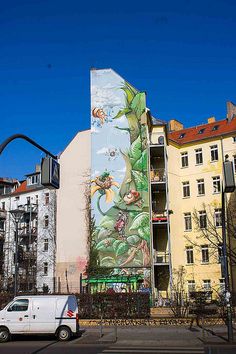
41;157;60;189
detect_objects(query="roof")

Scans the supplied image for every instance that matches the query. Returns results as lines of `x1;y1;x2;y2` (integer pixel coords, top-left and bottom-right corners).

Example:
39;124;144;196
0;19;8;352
168;118;236;145
12;180;42;195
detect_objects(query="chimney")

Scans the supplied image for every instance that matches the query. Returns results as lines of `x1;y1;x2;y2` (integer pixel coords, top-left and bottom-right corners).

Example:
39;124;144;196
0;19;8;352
169;119;184;132
208;116;215;124
227;101;236;122
35;164;41;173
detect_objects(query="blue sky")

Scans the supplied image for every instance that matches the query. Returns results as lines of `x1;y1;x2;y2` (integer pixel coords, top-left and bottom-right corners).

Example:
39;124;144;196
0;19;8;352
0;0;236;179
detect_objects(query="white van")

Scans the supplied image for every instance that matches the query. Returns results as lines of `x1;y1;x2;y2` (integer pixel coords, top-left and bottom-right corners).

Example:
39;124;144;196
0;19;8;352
0;295;79;342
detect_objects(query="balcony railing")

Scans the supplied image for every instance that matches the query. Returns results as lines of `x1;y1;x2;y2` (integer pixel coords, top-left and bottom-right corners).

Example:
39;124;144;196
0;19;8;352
154;251;169;264
19;226;37;237
150;168;166;182
152;210;168;223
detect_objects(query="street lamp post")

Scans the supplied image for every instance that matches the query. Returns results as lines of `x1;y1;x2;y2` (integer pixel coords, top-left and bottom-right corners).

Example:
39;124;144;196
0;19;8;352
9;208;25;297
221;156;235;342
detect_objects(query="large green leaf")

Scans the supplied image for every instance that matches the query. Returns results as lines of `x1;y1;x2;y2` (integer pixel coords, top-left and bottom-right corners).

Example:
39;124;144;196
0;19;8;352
130;92;146;119
114;107;132;119
130;136;142;161
96;238;116;252
100;216;114;230
133;150;148;171
130;212;150;230
131;170;148;191
97;228;113;241
100;257;116;267
113;239;123;252
138;228;150;243
127;235;140;245
116;242;129;256
121;82;139;105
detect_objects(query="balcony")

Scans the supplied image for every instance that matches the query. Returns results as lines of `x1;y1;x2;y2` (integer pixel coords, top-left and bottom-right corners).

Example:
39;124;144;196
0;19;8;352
154;251;169;265
19;226;37;238
150;168;166;183
152;210;168;224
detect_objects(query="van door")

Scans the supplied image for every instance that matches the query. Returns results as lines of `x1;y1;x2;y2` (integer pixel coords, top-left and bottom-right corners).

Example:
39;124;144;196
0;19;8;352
30;298;56;333
5;298;30;333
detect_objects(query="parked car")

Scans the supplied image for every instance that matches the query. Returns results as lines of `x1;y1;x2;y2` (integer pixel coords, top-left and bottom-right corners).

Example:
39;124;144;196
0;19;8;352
0;295;79;342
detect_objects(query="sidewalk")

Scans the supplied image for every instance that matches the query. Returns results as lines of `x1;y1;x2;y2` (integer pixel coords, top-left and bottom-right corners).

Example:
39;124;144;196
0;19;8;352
76;324;236;349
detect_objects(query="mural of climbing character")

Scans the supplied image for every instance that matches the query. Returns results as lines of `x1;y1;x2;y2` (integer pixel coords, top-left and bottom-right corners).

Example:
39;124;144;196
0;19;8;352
90;68;151;292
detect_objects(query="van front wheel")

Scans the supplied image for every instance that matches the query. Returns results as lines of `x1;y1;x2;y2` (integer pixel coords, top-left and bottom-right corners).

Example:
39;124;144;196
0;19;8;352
57;326;71;341
0;328;10;343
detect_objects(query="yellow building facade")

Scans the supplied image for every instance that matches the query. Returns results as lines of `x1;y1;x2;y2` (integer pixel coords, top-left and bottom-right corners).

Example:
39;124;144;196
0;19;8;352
150;113;236;301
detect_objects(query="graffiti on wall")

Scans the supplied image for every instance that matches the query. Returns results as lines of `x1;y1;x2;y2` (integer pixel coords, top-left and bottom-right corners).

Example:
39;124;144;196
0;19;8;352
90;69;151;286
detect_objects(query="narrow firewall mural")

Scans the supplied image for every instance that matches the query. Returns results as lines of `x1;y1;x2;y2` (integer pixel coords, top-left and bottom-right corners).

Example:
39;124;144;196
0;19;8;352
90;69;151;290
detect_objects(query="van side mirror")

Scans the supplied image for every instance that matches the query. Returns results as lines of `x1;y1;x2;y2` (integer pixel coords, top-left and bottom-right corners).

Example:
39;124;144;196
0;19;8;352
7;307;12;312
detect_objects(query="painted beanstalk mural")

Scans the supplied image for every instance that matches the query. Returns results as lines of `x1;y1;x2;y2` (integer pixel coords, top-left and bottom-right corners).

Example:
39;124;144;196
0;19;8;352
91;69;151;290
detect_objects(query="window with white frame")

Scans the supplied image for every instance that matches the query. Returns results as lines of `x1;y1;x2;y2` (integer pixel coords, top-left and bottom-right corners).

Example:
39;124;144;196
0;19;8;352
203;279;211;291
187;280;196;294
210;145;219;162
199;210;207;229
215;208;222;227
186;246;194;264
212;176;221;193
1;202;5;210
218;244;223;264
44;215;49;228
201;245;209;263
184;213;192;231
182;181;190;198
45;193;49;205
197;179;205;195
44;239;49;252
181;152;188;168
43;262;48;276
27;174;39;186
195;148;203;165
219;279;225;294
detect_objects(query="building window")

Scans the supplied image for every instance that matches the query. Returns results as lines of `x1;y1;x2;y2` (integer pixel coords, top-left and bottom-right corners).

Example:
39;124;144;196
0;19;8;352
44;215;49;228
234;155;236;173
212;125;219;131
218;244;223;264
35;195;38;204
181;152;188;168
187;280;196;294
182;181;190;198
27;174;39;186
0;220;5;231
197;179;205;195
179;133;185;139
219;279;225;294
44;239;49;252
45;193;49;205
26;197;30;205
212;176;221;193
215;208;222;227
186;246;194;264
198;128;205;134
210;145;219;162
195;148;203;165
43;262;48;276
184;213;192;231
201;245;209;263
233;136;236;143
1;202;5;210
203;279;211;291
199;210;207;229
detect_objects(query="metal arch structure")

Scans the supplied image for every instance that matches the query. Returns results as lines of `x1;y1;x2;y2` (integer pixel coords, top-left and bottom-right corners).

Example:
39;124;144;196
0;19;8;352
0;134;58;160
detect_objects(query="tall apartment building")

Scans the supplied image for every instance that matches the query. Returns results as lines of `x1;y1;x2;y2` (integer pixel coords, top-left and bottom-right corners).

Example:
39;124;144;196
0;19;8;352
0;169;56;293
